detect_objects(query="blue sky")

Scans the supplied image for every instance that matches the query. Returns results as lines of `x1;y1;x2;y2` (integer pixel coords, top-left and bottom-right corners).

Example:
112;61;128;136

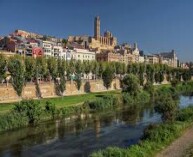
0;0;193;61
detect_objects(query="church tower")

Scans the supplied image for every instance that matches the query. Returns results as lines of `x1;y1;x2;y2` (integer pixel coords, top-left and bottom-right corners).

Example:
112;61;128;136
94;16;100;40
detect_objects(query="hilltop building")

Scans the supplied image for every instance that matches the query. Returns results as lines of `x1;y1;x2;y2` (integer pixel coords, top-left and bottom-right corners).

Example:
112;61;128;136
68;16;117;51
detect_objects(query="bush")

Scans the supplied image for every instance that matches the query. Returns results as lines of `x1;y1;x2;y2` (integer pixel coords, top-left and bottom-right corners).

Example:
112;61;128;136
155;94;179;122
122;91;150;105
144;81;154;96
88;95;119;110
13;100;42;124
45;101;58;119
176;106;193;121
0;112;28;132
171;78;179;87
122;74;140;96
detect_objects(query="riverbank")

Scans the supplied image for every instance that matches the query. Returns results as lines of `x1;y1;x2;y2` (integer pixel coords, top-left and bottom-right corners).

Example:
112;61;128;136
90;106;193;157
0;90;122;133
156;125;193;157
90;81;193;157
0;90;121;115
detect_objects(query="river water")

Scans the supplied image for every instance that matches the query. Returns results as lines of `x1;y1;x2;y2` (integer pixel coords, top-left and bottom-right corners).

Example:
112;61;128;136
0;96;193;157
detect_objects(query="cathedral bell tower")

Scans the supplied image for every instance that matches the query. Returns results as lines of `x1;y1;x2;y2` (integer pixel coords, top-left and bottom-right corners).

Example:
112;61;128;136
94;16;100;40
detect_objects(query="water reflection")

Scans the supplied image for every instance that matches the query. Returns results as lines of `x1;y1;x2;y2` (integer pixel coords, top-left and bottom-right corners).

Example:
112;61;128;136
0;96;192;157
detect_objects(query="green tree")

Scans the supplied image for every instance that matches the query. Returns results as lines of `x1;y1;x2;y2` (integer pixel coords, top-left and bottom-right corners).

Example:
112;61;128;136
8;56;25;97
122;74;140;96
57;59;66;96
146;64;155;83
91;61;99;80
182;69;191;82
47;57;58;80
83;61;91;79
75;60;83;74
0;54;7;82
102;66;114;89
67;59;75;80
139;63;145;86
74;73;82;90
99;62;106;79
24;57;36;82
35;57;48;80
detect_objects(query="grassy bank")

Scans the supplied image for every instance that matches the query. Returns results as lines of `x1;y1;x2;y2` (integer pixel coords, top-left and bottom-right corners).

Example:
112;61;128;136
90;106;193;157
0;90;121;115
0;91;121;132
90;81;193;157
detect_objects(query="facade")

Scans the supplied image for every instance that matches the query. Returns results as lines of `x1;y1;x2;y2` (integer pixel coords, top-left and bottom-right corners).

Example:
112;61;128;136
146;55;160;64
26;47;44;57
40;40;54;57
89;16;117;51
53;46;64;58
159;50;178;67
73;48;96;61
68;16;117;51
96;51;120;62
68;36;90;49
96;43;145;65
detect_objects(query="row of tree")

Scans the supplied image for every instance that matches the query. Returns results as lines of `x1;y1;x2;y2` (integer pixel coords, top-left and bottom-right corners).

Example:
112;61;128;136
0;54;192;98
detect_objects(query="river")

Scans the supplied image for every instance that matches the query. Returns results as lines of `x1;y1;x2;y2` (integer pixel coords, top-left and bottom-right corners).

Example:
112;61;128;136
0;96;193;157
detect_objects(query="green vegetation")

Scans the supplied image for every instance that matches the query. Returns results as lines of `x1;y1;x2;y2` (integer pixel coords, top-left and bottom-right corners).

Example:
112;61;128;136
0;54;6;82
90;106;193;157
90;79;193;157
0;53;192;99
122;90;150;105
0;90;121;115
102;65;114;89
121;74;150;105
155;94;178;121
85;95;119;110
0;93;120;132
8;56;25;97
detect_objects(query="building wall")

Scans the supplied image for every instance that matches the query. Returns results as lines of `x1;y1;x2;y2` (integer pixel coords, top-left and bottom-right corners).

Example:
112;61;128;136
74;48;96;61
0;79;121;103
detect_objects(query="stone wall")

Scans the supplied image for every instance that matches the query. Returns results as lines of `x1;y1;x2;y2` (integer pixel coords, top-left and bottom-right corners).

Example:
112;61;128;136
0;79;121;103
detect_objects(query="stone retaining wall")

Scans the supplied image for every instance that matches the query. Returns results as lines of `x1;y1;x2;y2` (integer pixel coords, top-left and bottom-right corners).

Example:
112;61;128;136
0;79;121;103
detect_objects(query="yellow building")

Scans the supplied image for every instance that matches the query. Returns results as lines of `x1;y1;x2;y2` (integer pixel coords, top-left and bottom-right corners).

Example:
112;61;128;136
68;16;117;51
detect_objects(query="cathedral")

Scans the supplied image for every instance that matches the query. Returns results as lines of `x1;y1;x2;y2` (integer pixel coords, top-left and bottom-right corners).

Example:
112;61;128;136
68;16;117;51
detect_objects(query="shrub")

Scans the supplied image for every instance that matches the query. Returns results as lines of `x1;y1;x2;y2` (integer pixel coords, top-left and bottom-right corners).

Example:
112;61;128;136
155;95;179;122
122;74;140;96
144;81;154;96
171;78;179;87
176;106;193;121
122;91;150;105
88;95;118;110
45;101;58;119
14;100;42;124
0;112;28;132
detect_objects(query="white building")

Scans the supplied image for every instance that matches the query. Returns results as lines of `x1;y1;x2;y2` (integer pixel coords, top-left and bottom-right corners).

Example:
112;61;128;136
41;41;54;57
53;46;64;58
73;48;96;62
